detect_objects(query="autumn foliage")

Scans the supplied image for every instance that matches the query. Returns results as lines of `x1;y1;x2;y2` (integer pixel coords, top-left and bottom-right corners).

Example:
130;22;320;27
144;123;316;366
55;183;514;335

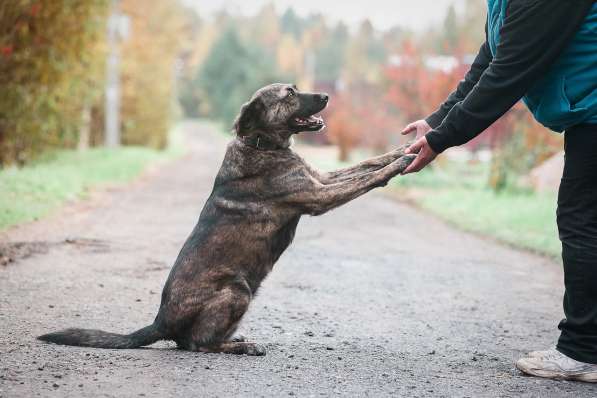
0;1;108;165
118;0;187;149
0;0;188;165
385;41;467;122
325;96;362;162
1;1;562;178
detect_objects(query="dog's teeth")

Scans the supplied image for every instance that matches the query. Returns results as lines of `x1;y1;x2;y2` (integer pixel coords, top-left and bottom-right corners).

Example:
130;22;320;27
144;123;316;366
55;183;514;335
293;115;325;126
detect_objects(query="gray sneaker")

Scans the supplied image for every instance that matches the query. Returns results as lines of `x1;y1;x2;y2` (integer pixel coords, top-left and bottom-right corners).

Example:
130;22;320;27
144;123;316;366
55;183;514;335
526;348;556;359
516;349;597;382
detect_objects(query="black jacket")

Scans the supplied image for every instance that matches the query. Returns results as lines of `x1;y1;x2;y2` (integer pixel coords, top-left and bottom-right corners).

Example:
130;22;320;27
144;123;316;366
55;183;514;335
424;0;595;154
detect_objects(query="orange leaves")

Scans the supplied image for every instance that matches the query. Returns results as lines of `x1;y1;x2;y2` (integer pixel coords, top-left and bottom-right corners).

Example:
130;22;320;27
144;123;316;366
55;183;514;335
30;3;41;17
326;95;362;161
1;45;13;57
384;40;465;122
325;86;402;161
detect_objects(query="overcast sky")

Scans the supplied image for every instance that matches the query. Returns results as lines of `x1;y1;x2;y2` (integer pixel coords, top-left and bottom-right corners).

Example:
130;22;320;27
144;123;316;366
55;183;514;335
182;0;471;32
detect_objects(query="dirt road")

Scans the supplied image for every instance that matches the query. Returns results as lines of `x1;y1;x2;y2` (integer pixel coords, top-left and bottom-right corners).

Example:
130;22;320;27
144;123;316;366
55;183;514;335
1;121;595;397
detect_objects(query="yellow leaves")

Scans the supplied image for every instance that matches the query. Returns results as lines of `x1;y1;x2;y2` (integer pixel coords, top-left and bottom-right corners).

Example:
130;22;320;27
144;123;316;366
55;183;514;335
118;0;186;149
188;24;218;70
0;1;109;165
18;21;29;37
0;0;190;161
277;34;304;76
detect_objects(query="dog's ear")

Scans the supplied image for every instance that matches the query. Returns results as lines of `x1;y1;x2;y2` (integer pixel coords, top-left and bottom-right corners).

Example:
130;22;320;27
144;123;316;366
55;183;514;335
233;98;262;136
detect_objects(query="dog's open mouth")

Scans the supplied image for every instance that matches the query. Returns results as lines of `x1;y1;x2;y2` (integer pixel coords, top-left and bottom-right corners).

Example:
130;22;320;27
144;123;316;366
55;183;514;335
290;114;325;132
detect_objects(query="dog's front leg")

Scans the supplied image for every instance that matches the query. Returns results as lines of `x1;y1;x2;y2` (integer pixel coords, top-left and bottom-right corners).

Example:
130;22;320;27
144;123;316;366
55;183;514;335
292;154;415;216
312;144;411;184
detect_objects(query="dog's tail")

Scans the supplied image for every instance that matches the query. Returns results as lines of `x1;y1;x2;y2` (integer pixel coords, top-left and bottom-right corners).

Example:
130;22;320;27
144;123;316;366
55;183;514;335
37;322;163;349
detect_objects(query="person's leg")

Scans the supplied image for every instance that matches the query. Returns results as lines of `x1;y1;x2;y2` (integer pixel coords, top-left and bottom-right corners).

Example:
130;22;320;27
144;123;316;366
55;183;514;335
516;124;597;381
556;124;597;364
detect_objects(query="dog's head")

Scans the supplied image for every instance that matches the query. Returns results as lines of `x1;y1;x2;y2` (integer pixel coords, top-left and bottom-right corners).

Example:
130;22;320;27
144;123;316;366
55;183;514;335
234;83;328;146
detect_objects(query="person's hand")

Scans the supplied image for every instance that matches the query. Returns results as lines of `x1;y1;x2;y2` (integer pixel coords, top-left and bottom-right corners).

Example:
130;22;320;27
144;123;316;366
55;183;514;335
401;136;437;174
400;119;437;175
401;119;432;139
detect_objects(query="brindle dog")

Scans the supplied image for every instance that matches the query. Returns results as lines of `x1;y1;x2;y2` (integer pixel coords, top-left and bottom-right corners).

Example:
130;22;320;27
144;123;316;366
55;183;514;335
38;83;415;355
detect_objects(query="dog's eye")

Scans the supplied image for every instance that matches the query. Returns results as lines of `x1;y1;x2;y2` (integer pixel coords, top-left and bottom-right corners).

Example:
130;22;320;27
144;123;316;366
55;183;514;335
287;90;295;97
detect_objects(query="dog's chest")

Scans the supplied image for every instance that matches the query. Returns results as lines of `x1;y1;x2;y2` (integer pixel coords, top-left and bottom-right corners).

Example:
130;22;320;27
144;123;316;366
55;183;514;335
270;215;301;263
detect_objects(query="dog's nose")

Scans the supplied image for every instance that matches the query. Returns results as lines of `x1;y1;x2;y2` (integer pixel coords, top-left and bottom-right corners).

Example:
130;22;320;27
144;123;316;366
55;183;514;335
318;93;329;104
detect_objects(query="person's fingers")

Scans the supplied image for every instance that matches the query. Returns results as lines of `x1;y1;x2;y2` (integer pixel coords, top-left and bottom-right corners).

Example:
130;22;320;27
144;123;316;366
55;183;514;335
402;153;428;174
402;142;437;175
404;137;424;154
401;123;417;135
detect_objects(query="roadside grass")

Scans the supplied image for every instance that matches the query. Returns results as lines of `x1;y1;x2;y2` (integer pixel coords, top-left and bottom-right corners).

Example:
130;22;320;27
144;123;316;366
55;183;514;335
300;145;560;258
394;161;560;258
0;126;185;231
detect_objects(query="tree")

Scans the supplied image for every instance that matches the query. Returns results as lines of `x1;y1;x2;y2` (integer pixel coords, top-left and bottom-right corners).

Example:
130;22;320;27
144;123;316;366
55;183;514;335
343;20;386;86
382;26;409;55
442;5;459;54
314;22;349;83
459;0;487;53
195;27;284;128
277;34;304;79
0;1;108;165
384;40;466;122
326;95;362;162
280;8;304;39
249;3;281;49
118;0;187;149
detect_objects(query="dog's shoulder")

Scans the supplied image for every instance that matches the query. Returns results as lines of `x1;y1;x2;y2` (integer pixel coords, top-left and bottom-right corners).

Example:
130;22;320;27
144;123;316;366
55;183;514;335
286;148;309;167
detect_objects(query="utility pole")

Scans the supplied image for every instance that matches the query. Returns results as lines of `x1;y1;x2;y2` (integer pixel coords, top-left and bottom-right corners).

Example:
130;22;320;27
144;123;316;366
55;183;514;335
104;0;129;148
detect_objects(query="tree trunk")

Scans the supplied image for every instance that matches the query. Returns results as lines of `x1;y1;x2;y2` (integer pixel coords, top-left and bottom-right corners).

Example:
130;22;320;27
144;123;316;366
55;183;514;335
78;104;91;152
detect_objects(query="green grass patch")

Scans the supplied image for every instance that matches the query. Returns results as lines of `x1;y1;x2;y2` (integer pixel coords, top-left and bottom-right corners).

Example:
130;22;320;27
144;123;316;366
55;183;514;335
392;161;560;258
412;186;559;257
0;126;185;231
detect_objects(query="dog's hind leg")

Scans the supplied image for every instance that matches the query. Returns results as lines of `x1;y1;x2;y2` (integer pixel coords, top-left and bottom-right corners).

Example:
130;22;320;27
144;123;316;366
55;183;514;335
199;341;265;356
190;286;265;356
229;335;247;342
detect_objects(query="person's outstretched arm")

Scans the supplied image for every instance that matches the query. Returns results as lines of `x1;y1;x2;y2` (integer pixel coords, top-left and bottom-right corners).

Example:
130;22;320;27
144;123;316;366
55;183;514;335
403;0;594;174
401;39;492;139
426;33;492;129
